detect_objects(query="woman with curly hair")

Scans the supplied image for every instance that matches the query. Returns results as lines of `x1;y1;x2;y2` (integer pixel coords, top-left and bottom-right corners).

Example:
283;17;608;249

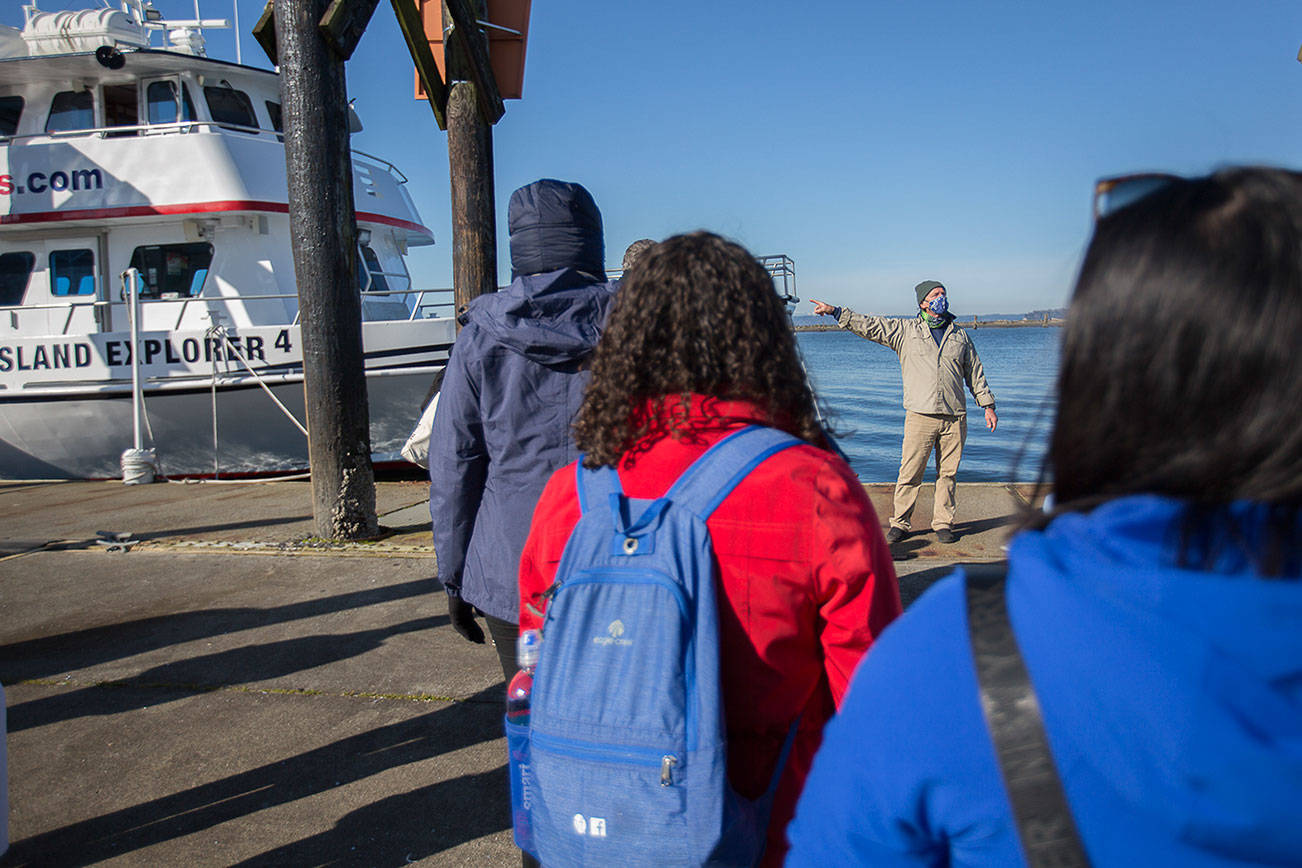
517;231;902;866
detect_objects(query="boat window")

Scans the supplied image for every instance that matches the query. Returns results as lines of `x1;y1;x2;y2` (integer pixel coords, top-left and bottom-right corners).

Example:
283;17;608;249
128;243;214;298
49;249;96;296
103;84;139;136
146;81;197;124
0;252;35;306
265;101;282;132
46;90;94;134
203;85;257;129
359;244;391;292
265;100;283;141
0;96;23;137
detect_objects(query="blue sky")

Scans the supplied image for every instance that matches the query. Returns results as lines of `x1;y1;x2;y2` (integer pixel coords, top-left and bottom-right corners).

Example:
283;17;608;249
9;1;1302;314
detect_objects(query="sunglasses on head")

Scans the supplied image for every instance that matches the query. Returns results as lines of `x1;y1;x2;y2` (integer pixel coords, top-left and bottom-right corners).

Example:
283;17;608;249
1092;173;1182;222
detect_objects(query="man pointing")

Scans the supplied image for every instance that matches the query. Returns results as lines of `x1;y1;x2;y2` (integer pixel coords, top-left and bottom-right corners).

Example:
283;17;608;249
811;281;996;544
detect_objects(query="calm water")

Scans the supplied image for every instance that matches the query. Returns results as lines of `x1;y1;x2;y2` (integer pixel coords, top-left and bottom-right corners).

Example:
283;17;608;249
797;326;1061;482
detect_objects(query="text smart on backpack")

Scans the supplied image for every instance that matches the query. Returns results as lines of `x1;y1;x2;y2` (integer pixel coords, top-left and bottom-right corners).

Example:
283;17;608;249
506;425;802;867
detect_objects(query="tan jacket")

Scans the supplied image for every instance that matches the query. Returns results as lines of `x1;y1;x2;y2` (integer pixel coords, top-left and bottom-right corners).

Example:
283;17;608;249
837;308;995;416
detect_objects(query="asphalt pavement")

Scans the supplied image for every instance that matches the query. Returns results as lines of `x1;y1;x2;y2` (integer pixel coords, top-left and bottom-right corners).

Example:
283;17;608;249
0;477;1032;866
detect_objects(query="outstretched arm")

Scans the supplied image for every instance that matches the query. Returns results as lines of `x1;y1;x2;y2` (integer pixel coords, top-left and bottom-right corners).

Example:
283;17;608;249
810;299;903;350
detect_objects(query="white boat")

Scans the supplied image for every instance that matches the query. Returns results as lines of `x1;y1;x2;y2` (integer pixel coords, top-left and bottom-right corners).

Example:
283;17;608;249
0;0;454;479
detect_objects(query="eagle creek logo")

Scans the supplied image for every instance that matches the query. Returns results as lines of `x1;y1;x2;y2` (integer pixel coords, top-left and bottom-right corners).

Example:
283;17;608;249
592;619;632;647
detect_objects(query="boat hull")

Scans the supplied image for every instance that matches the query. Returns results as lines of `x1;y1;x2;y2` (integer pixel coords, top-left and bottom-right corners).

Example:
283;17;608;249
0;365;442;479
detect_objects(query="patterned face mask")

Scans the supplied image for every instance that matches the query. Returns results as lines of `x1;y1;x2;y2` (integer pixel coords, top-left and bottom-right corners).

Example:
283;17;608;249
926;295;948;317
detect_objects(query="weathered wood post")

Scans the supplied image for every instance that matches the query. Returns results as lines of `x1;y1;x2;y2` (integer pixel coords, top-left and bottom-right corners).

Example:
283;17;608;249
443;0;499;317
275;0;378;539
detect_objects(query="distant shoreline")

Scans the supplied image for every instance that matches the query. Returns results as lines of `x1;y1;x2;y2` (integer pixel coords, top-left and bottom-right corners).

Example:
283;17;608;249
794;319;1064;332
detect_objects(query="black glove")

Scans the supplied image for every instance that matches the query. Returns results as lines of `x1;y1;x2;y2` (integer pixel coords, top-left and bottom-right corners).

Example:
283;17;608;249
446;591;485;644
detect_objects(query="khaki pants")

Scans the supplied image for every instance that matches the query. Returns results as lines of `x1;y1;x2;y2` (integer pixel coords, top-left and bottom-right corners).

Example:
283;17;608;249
891;411;966;532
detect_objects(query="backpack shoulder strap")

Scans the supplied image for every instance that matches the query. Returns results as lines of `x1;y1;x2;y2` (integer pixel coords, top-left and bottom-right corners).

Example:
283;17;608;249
666;424;803;520
575;458;621;517
965;564;1092;868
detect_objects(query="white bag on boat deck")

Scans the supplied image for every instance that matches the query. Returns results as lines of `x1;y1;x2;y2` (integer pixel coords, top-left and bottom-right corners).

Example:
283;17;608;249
401;393;439;468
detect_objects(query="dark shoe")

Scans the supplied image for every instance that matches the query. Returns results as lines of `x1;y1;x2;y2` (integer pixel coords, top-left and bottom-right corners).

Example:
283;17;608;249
885;527;906;544
936;528;957;544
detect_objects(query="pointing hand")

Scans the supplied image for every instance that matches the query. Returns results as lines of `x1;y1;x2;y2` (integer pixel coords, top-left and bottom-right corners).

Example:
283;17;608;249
811;300;836;317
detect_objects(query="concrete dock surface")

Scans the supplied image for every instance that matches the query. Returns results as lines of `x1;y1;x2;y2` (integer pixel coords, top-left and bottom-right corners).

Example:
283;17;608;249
0;478;1034;866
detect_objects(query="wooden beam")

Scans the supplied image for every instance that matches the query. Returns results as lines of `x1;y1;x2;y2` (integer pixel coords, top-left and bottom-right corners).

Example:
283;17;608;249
252;0;278;65
391;0;448;129
319;0;382;60
443;0;505;125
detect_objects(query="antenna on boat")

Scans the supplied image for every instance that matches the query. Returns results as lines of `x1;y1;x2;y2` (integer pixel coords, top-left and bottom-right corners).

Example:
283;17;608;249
231;0;241;64
193;0;204;54
125;0;230;57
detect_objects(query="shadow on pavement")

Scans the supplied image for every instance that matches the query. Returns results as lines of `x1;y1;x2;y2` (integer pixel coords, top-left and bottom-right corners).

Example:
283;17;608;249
6;687;507;866
0;578;440;683
230;768;510;867
8;616;445;733
897;562;997;609
127;514;314;540
952;513;1016;537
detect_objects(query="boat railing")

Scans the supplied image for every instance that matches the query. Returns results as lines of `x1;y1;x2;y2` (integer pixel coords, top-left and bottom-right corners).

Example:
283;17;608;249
13;119;250;143
757;254;798;304
358;266;413;297
4;124;413;188
606;253;798;305
351;150;409;184
0;286;456;334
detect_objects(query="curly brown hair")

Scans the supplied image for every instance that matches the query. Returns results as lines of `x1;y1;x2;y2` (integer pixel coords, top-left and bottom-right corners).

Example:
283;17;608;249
572;231;827;467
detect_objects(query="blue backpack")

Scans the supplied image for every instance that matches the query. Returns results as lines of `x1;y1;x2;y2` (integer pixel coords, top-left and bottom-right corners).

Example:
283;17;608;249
507;424;802;867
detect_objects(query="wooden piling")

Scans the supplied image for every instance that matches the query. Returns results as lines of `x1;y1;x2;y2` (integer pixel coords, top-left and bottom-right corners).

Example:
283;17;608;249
443;0;498;319
275;0;379;540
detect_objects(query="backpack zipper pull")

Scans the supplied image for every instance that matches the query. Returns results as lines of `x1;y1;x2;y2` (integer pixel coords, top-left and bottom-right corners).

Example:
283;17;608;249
525;580;564;621
661;755;678;787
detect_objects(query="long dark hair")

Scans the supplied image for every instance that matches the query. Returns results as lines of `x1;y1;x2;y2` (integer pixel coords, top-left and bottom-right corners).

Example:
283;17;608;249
572;231;826;467
1048;167;1302;573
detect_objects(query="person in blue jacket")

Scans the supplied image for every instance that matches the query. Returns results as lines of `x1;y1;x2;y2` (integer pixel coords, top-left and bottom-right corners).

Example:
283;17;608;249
786;166;1302;866
428;178;615;680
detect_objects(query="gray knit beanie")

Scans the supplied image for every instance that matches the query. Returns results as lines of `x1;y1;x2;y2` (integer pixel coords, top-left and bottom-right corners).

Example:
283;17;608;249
621;238;656;272
915;280;945;305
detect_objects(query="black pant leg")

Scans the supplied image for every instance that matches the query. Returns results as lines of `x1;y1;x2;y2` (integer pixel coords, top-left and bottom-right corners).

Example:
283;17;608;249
484;614;520;682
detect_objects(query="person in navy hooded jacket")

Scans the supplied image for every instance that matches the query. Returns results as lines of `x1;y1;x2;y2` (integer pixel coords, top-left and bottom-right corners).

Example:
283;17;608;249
428;179;615;680
786;167;1302;866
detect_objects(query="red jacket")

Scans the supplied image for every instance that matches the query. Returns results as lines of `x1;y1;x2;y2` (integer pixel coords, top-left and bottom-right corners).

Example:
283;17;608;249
518;396;902;865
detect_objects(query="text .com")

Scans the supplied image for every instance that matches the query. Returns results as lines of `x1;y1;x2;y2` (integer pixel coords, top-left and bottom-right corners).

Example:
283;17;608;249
0;168;103;196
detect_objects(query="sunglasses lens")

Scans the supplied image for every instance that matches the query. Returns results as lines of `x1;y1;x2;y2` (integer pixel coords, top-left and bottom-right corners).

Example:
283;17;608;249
1095;175;1177;219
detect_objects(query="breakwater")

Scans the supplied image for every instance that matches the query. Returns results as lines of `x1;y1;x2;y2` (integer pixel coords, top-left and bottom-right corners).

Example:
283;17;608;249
795;320;1064;332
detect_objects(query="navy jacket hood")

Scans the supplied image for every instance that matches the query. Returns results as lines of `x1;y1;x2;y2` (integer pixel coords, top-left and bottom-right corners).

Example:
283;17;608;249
460;269;613;365
508;179;605;280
